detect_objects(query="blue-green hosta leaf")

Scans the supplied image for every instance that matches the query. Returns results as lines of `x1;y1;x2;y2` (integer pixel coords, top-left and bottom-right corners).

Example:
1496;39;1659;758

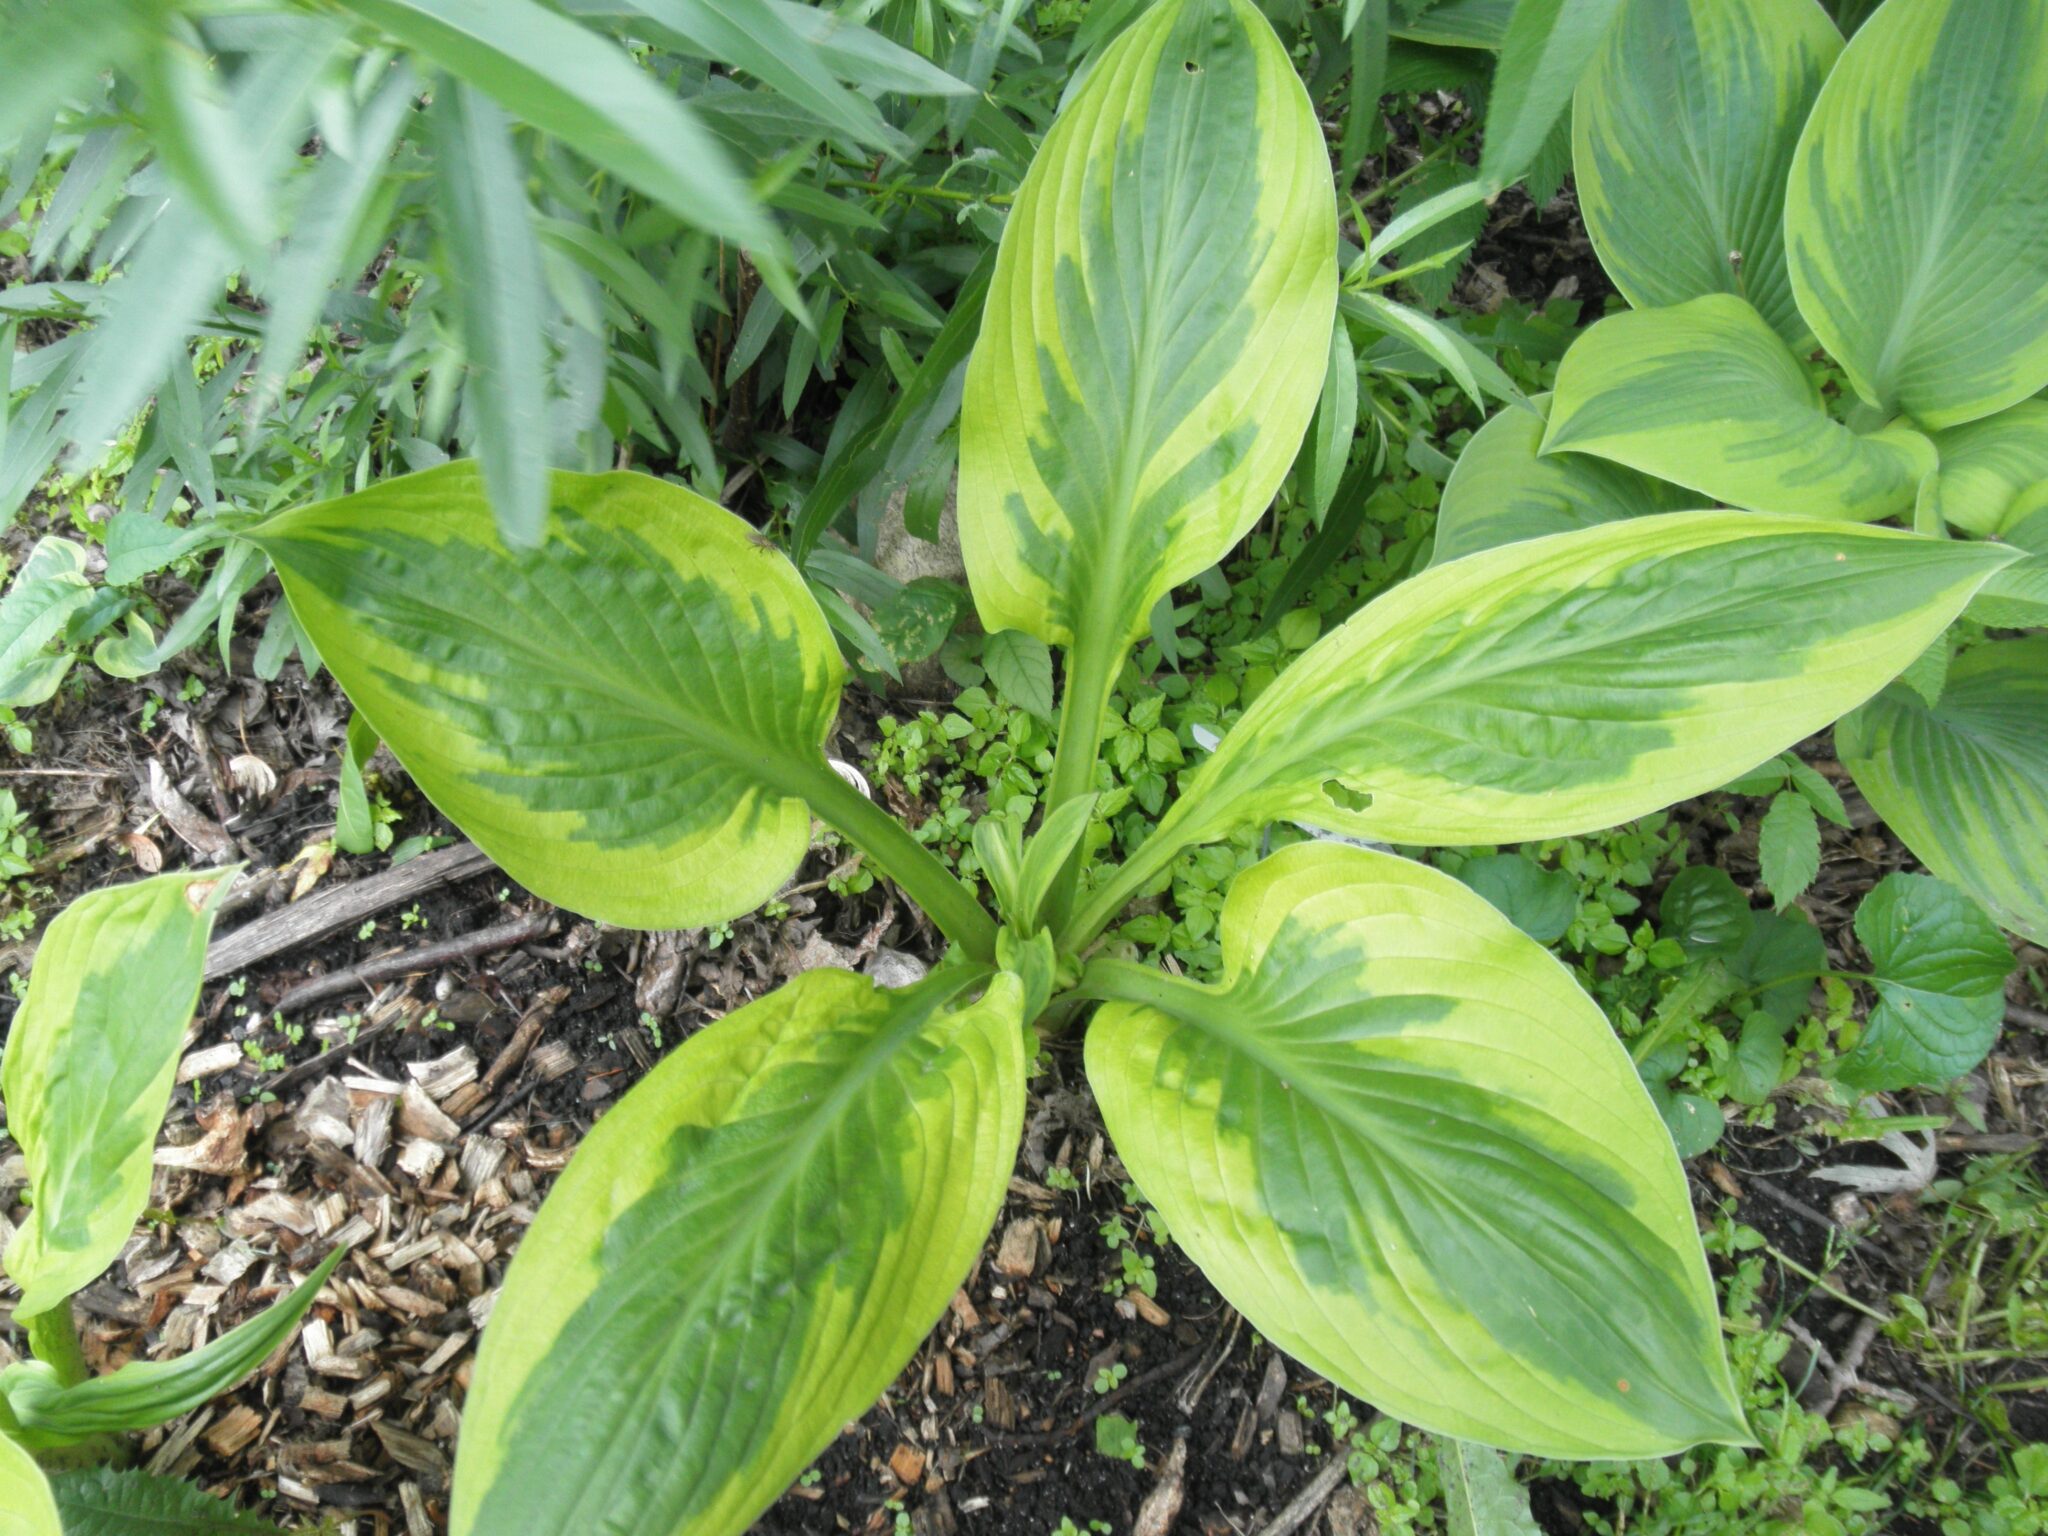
1;1247;346;1447
1084;844;1748;1457
0;871;234;1319
1838;636;2048;945
450;967;1025;1536
253;462;845;930
0;1431;58;1536
1140;514;2010;865
1572;0;1842;345
1544;294;1934;521
1930;401;2048;538
44;1468;282;1536
1431;395;1689;565
1836;873;2015;1090
958;0;1336;651
1784;0;2048;428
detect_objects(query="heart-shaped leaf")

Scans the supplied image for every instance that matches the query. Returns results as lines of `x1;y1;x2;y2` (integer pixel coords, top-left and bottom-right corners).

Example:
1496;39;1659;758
1836;873;2014;1090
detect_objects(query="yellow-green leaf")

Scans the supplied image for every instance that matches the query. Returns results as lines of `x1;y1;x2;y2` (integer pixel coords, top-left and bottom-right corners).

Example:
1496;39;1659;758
450;967;1025;1536
1930;401;2048;537
1084;844;1749;1456
1087;515;2011;925
1543;293;1934;521
0;871;232;1320
1784;0;2048;428
1839;636;2048;945
1573;0;1841;345
0;1430;59;1536
958;0;1336;653
254;462;845;930
1432;395;1688;566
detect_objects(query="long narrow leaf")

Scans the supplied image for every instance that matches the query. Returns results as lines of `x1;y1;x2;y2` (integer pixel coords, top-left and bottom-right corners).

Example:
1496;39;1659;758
335;0;777;252
430;84;552;549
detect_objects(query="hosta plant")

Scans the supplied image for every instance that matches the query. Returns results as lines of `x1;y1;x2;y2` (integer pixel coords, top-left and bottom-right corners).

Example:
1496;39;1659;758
0;872;346;1523
204;0;2016;1530
1436;0;2048;976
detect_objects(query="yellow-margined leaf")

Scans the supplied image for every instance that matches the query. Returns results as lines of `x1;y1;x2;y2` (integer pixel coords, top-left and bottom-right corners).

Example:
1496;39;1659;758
450;968;1025;1536
1784;0;2048;428
1084;844;1750;1456
254;462;845;931
1573;0;1841;345
1544;294;1933;521
0;870;233;1319
959;0;1336;654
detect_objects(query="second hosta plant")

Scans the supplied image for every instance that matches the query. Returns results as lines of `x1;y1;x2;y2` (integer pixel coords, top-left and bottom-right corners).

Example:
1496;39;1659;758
232;0;2015;1529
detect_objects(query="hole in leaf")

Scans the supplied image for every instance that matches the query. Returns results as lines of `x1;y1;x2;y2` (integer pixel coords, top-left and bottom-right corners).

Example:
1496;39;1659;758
1183;59;1200;72
1321;779;1372;813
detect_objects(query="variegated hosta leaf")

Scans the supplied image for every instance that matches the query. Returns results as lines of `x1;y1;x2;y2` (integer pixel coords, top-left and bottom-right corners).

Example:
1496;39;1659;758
1085;844;1748;1457
1431;395;1688;566
1543;294;1934;521
450;967;1026;1536
1149;514;2012;858
0;870;233;1320
255;461;843;929
1930;401;2048;538
1573;0;1841;345
958;0;1336;651
0;1431;60;1536
1839;637;2048;945
1784;0;2048;428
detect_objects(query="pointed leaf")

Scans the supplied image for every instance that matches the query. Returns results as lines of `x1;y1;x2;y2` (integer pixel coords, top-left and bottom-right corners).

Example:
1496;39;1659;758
333;0;774;251
0;1431;59;1536
1838;636;2048;944
0;871;234;1318
1784;0;2048;427
2;1247;346;1446
1142;515;2010;866
1084;844;1749;1457
1836;873;2015;1090
46;1468;282;1536
959;0;1336;651
1478;0;1624;187
450;968;1025;1536
1432;395;1688;565
1758;790;1820;911
253;462;845;930
1572;0;1842;345
1544;294;1934;521
429;85;551;550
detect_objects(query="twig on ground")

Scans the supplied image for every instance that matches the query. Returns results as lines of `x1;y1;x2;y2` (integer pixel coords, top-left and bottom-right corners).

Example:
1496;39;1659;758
273;911;556;1013
1250;1455;1350;1536
204;842;494;980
